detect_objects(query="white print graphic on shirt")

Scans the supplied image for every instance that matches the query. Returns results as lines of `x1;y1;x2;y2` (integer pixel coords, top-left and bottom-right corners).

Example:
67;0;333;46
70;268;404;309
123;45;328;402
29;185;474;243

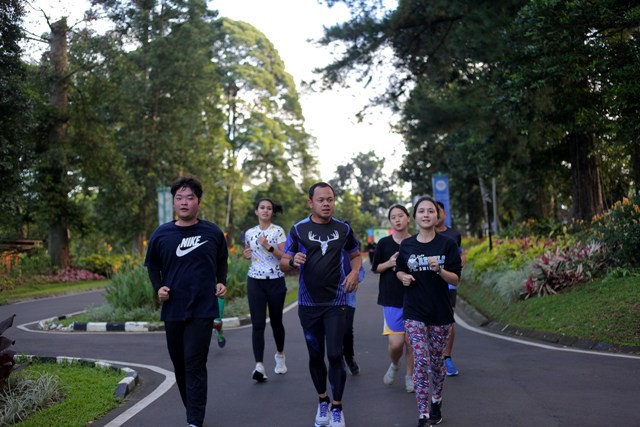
406;254;445;273
175;235;208;257
308;230;339;255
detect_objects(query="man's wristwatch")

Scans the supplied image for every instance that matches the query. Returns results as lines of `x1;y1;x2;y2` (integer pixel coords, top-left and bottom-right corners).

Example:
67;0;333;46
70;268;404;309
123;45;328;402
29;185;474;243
289;257;295;268
268;246;275;253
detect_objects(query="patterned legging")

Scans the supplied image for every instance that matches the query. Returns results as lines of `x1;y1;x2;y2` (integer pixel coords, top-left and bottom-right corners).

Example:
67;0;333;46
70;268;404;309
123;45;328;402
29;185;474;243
405;320;451;416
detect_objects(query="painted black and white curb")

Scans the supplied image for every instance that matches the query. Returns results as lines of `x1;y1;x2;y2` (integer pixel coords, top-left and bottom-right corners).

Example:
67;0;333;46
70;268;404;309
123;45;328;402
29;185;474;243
18;355;139;399
38;314;252;332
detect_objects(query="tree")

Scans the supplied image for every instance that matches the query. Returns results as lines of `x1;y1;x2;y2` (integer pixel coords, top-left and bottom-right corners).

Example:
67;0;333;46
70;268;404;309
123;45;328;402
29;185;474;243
85;0;227;252
0;0;36;238
316;0;640;230
211;17;317;244
329;150;398;219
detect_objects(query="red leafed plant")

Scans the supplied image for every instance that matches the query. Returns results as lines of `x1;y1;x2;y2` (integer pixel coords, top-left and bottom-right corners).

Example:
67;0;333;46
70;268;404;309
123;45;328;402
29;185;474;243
0;314;29;392
521;242;608;300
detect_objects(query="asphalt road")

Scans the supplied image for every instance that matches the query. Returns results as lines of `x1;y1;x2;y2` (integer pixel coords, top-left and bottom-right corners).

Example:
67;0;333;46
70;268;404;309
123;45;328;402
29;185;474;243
2;269;639;427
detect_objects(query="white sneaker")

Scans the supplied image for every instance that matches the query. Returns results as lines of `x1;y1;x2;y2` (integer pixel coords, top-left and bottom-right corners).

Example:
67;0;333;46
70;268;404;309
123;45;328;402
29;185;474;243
383;363;398;385
405;375;415;393
274;353;287;374
314;401;330;427
329;407;345;427
252;362;267;382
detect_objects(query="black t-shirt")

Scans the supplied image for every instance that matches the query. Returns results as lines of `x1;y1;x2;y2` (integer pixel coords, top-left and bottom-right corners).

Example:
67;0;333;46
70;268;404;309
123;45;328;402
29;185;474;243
144;220;228;321
438;227;462;248
371;235;404;308
437;227;462;289
396;233;462;325
284;216;359;306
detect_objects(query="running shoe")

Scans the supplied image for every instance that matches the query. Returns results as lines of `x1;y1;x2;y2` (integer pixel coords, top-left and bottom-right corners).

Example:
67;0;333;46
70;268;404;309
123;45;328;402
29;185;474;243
405;375;415;393
383;363;398;385
345;357;360;376
212;320;226;348
274;353;287;375
252;362;268;382
329;407;345;427
417;416;429;427
444;358;458;376
212;328;226;348
314;401;330;427
429;400;442;425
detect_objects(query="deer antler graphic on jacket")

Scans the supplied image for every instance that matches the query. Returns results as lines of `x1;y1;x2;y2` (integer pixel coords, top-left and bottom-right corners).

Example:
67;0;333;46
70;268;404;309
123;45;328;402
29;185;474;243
308;230;339;255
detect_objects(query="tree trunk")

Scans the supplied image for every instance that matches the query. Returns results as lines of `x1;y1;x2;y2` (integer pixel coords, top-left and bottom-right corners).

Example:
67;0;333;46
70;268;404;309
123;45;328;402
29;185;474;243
569;132;604;220
632;139;640;195
47;18;71;269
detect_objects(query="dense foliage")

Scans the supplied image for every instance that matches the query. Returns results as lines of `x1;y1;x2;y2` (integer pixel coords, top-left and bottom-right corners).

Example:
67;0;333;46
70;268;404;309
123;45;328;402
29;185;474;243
316;0;640;233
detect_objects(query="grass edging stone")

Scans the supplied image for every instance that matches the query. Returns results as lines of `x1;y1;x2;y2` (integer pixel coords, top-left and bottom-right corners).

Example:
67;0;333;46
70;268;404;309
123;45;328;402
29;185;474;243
18;355;139;399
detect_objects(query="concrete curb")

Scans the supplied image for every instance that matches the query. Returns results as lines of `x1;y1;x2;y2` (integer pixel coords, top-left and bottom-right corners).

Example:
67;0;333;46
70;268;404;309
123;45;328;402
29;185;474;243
19;354;139;399
456;297;640;356
39;314;252;332
42;298;640;356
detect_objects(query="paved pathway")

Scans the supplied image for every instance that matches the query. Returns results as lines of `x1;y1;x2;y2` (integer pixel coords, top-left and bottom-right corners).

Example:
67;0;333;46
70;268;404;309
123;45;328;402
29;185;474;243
2;270;639;426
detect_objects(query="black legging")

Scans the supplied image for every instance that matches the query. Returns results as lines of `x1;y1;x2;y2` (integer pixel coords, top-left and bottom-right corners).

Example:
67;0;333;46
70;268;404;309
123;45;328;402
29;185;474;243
247;276;286;362
343;306;356;360
298;305;347;401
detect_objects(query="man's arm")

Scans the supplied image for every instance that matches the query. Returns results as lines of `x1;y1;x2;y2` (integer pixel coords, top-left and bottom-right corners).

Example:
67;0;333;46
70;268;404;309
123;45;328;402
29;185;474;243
343;250;362;292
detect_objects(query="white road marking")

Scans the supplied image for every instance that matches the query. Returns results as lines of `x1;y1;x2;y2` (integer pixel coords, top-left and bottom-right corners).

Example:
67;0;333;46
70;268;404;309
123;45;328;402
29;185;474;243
455;313;640;360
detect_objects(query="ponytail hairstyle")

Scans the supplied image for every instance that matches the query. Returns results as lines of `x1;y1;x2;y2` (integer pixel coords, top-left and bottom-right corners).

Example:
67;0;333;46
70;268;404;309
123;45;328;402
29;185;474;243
255;198;283;216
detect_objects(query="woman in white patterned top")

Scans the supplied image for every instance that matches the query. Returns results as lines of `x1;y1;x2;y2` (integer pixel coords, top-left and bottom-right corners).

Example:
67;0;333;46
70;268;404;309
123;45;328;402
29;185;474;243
243;198;288;382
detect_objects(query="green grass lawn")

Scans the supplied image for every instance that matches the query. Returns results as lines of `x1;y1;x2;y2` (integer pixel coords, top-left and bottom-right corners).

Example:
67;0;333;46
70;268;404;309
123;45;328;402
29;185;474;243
5;361;124;427
459;274;640;347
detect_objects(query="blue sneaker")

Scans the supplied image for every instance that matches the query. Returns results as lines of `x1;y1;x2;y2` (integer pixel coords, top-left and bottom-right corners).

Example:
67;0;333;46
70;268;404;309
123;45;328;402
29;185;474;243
444;358;458;376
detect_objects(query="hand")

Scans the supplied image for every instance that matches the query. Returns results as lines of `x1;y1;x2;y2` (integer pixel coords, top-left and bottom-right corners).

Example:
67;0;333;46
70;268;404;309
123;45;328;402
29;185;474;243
291;252;306;267
400;273;415;287
257;235;268;249
388;251;399;268
158;285;170;302
215;283;227;298
243;245;252;260
427;256;440;273
342;271;359;293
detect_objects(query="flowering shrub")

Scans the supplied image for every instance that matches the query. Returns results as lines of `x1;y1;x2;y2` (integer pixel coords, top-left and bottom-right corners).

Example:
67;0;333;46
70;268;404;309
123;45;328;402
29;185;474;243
591;194;640;268
521;242;608;299
41;267;106;283
466;237;557;279
73;254;138;277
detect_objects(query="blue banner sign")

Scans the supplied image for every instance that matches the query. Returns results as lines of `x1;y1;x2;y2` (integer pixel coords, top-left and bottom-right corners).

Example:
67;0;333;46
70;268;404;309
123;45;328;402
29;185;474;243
431;174;451;228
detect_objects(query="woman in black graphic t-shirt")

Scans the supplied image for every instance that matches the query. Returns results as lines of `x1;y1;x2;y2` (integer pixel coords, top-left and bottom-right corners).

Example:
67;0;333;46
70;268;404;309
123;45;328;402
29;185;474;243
395;196;462;427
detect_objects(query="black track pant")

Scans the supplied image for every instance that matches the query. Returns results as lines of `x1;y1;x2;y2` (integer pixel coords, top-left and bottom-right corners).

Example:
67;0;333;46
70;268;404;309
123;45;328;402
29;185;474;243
164;318;213;427
247;276;287;362
298;305;347;401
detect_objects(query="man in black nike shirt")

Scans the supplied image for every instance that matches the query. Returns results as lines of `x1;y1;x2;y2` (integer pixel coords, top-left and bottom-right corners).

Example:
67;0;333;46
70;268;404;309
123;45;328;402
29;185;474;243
145;176;228;427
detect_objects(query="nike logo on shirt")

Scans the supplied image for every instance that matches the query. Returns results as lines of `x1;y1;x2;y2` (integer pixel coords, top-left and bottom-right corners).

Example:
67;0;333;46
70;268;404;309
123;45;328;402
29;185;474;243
176;236;208;257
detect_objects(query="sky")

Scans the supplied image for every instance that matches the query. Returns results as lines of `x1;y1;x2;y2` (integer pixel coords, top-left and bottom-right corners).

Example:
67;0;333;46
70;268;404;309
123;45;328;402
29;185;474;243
25;0;406;181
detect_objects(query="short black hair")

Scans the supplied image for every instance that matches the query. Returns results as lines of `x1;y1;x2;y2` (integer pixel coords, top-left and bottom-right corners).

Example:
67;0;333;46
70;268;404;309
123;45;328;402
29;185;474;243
170;175;203;199
436;201;445;211
308;182;335;199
